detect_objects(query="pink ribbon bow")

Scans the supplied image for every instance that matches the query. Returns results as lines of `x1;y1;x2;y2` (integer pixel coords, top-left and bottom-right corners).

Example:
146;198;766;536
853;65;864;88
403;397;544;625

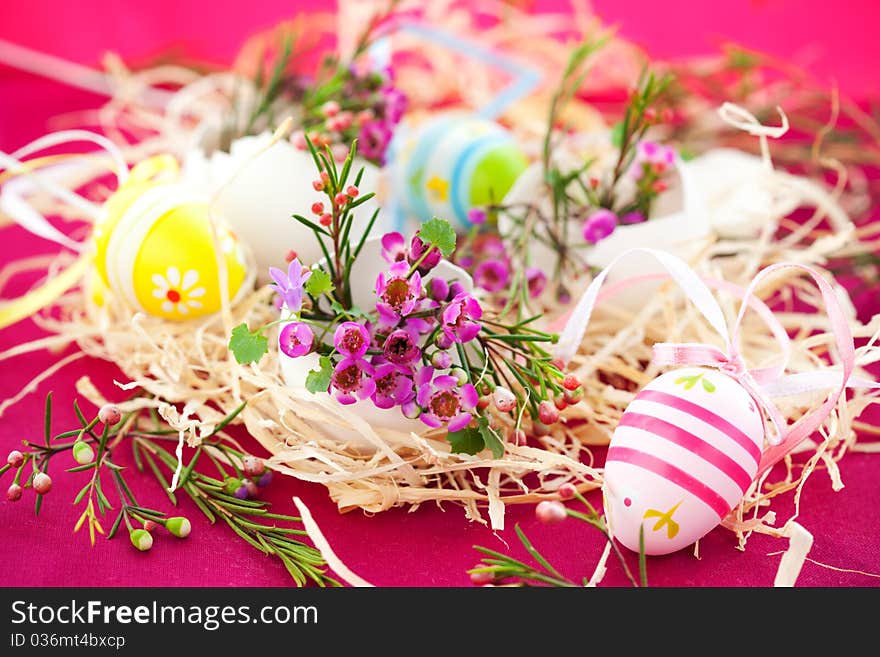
556;250;866;479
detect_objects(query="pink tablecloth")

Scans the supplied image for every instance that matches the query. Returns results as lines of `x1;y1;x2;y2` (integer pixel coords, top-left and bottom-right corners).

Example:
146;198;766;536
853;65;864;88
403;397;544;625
1;1;879;587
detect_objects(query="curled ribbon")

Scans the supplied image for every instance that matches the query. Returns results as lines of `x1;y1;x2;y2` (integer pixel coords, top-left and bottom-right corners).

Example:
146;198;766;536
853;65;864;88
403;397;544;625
555;248;879;478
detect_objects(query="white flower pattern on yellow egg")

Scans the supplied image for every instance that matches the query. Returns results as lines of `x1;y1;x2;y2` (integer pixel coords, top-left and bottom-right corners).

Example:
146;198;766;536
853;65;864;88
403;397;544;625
151;267;206;315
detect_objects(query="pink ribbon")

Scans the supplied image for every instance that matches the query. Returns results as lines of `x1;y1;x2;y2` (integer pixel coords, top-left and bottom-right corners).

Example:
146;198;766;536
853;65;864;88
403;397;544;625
555;249;869;479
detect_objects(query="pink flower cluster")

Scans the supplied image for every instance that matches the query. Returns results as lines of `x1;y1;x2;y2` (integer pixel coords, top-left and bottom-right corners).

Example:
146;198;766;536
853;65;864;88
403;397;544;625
278;230;485;432
457;233;546;299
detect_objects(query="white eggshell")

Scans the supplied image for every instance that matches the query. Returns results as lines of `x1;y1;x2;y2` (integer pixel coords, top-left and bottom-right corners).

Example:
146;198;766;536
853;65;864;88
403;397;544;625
602;367;764;555
183;133;390;279
278;237;475;447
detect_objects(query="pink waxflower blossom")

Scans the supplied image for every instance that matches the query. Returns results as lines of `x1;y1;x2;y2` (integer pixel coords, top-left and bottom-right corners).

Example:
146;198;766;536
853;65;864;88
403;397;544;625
358;119;393;162
383;328;420;365
376;260;422;326
467;208;487;225
526;267;547;298
408;234;441;273
473;259;511;293
630;141;676;180
279;322;314;358
269;258;312;312
371;362;415;410
441;292;483;344
381;231;407;263
334;322;370;358
582;209;618;245
415;366;479;432
331;358;375;405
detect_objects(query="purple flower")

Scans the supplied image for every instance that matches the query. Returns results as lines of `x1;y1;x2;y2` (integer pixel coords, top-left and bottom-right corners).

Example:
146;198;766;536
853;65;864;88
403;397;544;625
381;232;407;264
441;292;483;344
526;267;547;298
279;322;314;358
358;119;393;162
331;358;375;405
381;86;408;124
269;259;312;312
582;209;618;244
334;321;370;358
471;234;507;259
620;211;647;225
473;258;511;293
467;208;487;225
408;234;441;273
376;260;422;325
427;277;449;301
415;366;478;432
630;141;676;179
431;350;452;369
371;362;415;410
383;328;420;365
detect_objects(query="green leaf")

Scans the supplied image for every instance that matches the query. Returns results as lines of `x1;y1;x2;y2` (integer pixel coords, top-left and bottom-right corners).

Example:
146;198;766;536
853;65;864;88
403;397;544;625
305;268;334;297
419;217;457;257
610;121;625;148
305;356;334;394
477;416;505;459
229;323;268;365
446;426;484;456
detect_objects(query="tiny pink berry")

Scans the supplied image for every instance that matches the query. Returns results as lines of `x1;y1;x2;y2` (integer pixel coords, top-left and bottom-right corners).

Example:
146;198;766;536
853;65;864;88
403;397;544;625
291;130;308;149
319;213;332;227
311;201;324;216
550;358;565;371
470;570;494;586
356;109;374;124
98;404;121;426
512;428;527;446
6;483;22;502
554;394;568;411
335;111;353;131
245;479;259;498
477;396;490;411
7;450;24;467
321;100;340;117
346;185;359;198
32;472;52;495
285;250;298;263
320;171;330;184
242;455;266;478
532;420;551;437
558;483;577;500
334;192;348;207
535;500;567;524
538;400;559;425
562;374;580;391
312;179;324;192
143;519;159;532
563;387;584;405
492;386;516;413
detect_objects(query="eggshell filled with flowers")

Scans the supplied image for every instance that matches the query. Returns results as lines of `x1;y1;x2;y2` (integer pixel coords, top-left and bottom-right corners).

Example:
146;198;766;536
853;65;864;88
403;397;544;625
387;114;528;230
602;367;764;555
277;237;476;445
92;156;249;320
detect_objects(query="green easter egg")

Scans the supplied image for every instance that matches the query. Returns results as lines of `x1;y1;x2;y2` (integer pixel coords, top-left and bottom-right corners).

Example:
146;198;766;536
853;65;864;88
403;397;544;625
469;144;528;207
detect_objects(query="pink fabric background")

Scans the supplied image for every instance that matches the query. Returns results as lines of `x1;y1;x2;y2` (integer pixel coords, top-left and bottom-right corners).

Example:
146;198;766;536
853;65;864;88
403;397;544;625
1;1;879;587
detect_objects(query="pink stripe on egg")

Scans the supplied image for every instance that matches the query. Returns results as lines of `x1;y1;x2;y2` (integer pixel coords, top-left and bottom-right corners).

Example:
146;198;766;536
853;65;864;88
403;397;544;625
607;446;732;518
618;412;752;491
636;389;762;464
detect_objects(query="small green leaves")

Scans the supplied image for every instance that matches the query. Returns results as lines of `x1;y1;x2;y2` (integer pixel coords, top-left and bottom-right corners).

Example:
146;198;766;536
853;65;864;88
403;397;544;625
305;268;334;297
446;425;484;456
419;217;457;257
305;356;334;394
610;121;625;148
229;323;268;365
447;416;504;459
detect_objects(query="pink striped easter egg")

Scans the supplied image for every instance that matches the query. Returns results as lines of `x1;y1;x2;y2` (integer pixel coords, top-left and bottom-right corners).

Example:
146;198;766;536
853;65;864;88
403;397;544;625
602;367;764;555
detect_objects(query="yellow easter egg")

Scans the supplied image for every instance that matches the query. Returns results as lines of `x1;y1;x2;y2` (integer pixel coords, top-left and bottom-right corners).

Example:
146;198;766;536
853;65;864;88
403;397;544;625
94;155;249;320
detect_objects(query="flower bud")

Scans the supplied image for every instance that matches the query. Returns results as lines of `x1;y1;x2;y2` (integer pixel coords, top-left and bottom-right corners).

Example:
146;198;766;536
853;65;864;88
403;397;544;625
143;520;159;532
7;450;24;467
242;455;266;478
512;428;527;446
553;394;568;411
492;386;516;413
532;419;551;437
450;367;469;386
245;479;259;498
562;374;581;391
233;483;250;500
469;570;494;586
431;350;452;369
223;477;243;496
98;404;121;425
427;277;449;301
256;471;273;487
538;400;559;425
535;500;567;524
130;528;153;551
401;400;421;419
32;472;52;495
558;483;577;500
166;516;192;538
72;440;95;465
563;387;584;405
6;483;22;501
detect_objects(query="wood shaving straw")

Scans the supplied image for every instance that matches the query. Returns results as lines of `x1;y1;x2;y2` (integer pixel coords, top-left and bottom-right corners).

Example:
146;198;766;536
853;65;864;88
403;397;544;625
1;0;877;586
